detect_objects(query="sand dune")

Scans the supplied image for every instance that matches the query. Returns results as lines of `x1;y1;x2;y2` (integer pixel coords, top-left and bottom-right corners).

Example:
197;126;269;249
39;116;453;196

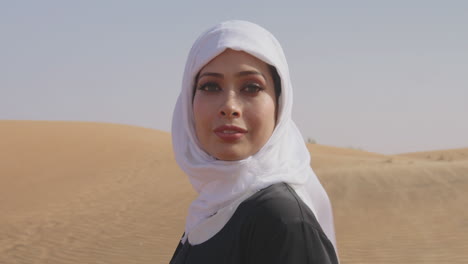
1;120;467;264
397;148;468;162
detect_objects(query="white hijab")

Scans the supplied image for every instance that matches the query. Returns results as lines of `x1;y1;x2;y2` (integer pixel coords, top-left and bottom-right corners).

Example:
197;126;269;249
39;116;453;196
171;20;337;250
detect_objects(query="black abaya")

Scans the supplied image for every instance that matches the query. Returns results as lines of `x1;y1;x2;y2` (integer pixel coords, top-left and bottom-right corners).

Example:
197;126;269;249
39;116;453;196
169;183;339;264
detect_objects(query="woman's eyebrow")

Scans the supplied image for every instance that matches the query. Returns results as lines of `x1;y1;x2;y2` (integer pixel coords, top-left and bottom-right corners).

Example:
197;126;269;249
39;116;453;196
198;70;265;79
199;72;223;79
236;70;265;79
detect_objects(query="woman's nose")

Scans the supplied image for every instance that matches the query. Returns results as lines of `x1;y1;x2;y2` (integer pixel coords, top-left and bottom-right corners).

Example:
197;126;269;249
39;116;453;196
219;93;241;118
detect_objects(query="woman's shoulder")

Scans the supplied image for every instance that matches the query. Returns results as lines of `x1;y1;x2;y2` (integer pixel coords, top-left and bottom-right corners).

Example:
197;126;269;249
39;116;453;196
237;183;339;263
239;182;322;230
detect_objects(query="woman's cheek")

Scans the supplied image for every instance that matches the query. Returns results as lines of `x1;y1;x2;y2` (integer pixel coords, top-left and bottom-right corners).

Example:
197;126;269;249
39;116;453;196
193;94;207;114
255;99;276;119
193;97;207;128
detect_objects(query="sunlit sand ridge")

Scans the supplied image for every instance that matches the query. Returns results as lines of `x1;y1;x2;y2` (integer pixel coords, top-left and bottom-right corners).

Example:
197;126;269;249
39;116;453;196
1;121;467;264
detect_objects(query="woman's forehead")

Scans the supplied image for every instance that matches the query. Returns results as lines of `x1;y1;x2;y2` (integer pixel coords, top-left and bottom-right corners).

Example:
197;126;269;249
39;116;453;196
198;49;270;75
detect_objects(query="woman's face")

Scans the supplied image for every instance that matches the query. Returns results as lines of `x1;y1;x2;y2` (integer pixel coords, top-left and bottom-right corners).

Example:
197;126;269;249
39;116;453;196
193;49;277;161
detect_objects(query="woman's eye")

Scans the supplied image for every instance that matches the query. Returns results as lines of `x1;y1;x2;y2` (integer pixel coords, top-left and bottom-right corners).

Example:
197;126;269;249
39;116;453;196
243;83;263;94
198;82;220;92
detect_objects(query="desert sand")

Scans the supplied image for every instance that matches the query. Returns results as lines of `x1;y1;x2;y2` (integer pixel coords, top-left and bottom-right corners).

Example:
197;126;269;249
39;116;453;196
1;120;467;264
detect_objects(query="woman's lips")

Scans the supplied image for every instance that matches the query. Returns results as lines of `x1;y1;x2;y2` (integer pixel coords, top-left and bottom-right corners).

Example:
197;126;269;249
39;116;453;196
213;125;247;142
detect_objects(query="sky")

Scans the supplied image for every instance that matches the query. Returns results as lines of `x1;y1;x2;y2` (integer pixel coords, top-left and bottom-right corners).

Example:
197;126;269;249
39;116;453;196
1;0;467;154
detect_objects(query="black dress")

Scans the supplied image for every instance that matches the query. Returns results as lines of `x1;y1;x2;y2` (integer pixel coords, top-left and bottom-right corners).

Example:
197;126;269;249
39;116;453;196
169;183;339;264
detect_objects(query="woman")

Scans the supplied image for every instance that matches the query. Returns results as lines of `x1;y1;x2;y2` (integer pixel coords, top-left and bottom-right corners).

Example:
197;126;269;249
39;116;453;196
170;20;339;264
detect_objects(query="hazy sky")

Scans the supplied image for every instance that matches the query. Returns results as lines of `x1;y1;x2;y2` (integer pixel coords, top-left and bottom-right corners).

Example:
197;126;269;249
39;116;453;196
2;0;467;154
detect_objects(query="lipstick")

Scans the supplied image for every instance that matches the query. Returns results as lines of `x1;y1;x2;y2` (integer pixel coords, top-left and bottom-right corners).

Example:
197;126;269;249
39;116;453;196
213;125;247;142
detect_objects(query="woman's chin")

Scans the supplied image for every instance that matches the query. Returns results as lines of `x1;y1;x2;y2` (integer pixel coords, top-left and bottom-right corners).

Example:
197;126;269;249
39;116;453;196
211;149;249;161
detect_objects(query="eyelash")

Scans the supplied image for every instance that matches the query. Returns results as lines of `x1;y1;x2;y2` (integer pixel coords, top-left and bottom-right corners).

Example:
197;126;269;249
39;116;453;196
197;82;220;92
197;82;264;94
242;83;264;94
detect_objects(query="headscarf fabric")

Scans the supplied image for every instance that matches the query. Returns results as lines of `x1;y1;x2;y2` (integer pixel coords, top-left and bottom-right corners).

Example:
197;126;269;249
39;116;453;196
171;20;337;250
